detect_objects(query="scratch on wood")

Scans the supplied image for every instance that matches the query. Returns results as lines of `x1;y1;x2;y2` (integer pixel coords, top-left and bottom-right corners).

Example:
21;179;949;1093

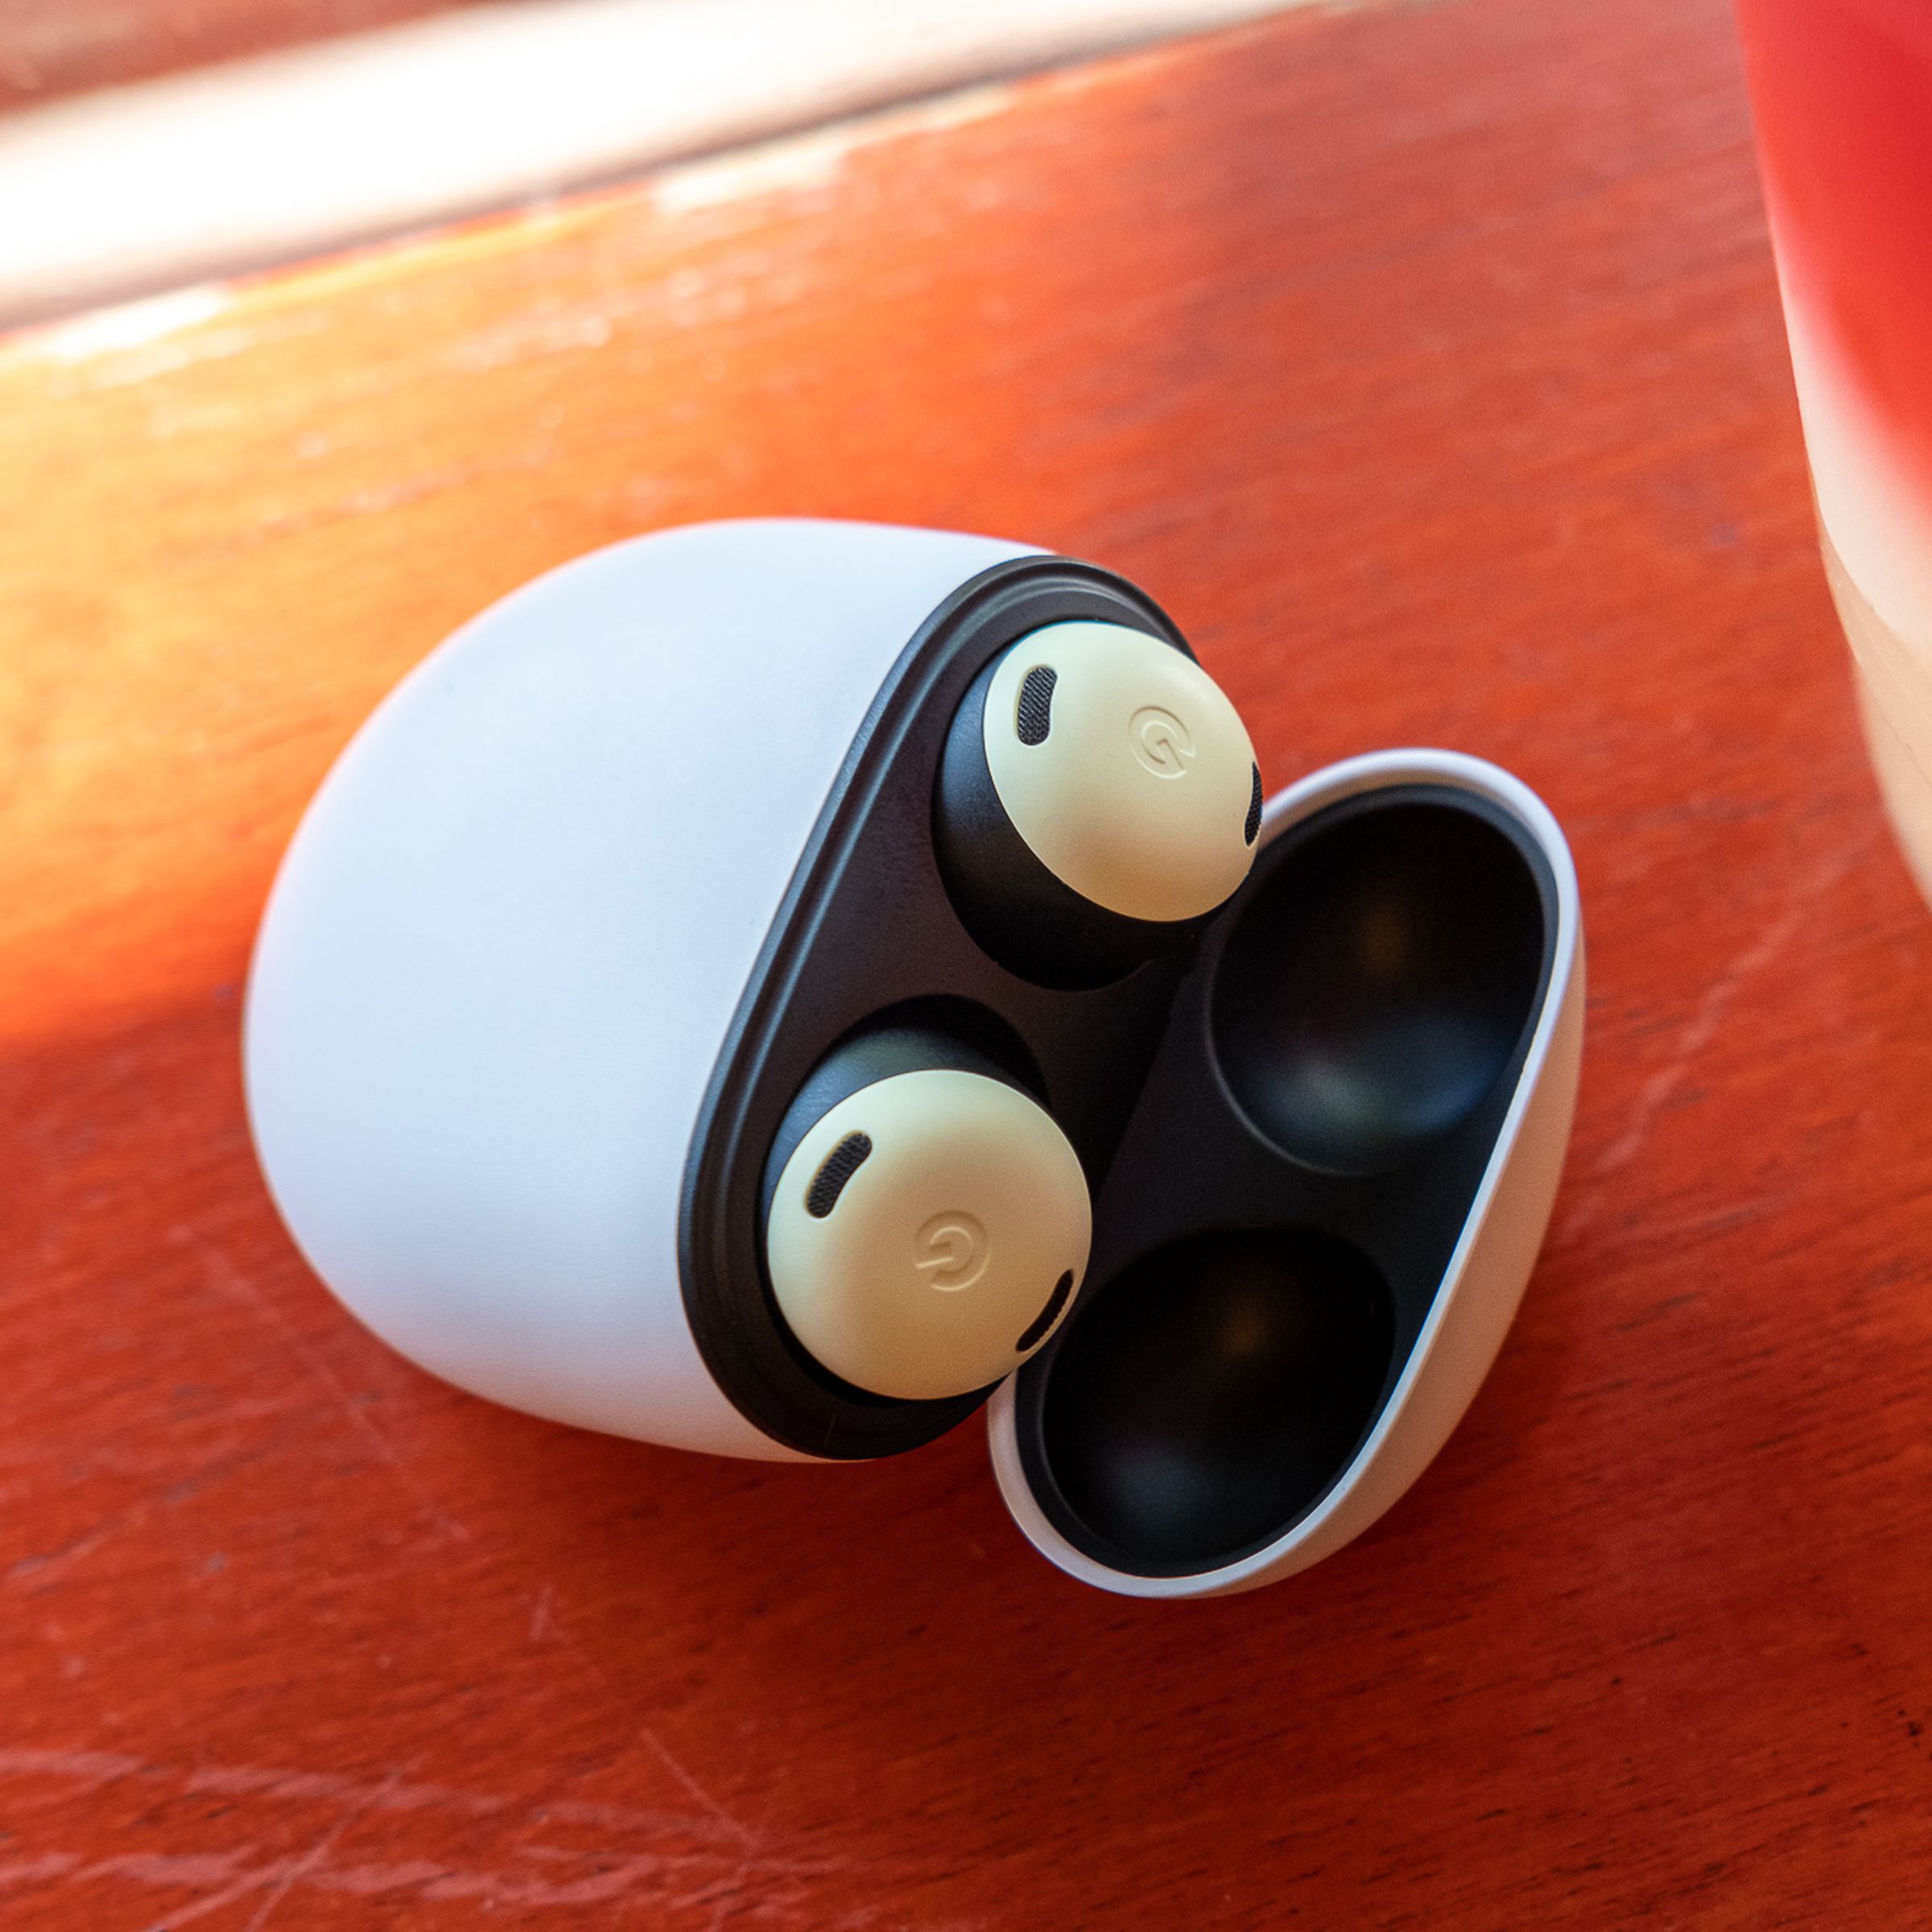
200;1250;473;1546
1559;838;1870;1239
0;1747;142;1783
0;1743;762;1848
134;1767;409;1932
637;1724;758;1851
2;1841;821;1918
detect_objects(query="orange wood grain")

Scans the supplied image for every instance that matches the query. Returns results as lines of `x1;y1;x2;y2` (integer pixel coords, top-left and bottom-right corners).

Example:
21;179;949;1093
6;0;1932;1924
0;0;467;107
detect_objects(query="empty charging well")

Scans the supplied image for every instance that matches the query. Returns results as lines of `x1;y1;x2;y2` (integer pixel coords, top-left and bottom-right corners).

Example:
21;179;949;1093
1041;1228;1393;1567
1212;799;1548;1175
1009;783;1559;1579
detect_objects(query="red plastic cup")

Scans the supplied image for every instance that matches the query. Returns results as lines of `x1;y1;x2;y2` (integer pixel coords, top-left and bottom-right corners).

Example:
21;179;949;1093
1736;0;1932;894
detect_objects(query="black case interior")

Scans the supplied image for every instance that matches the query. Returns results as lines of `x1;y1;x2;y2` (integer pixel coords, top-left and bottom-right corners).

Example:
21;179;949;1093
679;556;1558;1576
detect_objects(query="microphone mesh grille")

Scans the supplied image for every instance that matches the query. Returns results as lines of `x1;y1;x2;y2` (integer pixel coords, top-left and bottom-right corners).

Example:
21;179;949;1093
1015;665;1058;746
805;1132;873;1218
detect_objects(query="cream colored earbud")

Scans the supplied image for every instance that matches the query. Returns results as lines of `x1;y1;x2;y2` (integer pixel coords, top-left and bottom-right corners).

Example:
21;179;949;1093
763;1065;1090;1402
983;621;1260;923
935;621;1261;984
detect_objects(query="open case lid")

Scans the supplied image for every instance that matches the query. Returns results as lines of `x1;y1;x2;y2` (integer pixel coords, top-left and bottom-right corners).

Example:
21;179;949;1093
986;749;1585;1600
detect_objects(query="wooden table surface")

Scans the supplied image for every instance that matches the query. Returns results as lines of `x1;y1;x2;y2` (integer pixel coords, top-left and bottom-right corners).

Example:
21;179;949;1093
0;0;467;109
6;0;1930;1922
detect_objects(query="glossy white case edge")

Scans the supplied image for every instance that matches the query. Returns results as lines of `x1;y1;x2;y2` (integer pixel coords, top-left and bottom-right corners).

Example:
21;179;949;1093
244;518;1036;1461
985;747;1586;1598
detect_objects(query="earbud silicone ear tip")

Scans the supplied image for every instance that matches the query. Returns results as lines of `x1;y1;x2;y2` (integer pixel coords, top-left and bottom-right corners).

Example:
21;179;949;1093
984;621;1260;924
763;1067;1091;1402
934;621;1260;985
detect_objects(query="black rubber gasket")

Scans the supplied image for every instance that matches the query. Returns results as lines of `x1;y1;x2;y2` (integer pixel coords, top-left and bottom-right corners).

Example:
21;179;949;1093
677;555;1202;1459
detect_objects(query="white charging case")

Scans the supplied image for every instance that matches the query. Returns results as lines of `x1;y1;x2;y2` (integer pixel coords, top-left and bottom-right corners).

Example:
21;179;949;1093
245;518;1582;1596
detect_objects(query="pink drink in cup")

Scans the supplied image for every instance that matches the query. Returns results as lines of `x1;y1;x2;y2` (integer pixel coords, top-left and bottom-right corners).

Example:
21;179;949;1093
1735;0;1932;895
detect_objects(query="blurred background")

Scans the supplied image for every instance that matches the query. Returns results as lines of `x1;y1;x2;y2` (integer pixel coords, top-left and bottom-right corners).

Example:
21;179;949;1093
0;0;1304;323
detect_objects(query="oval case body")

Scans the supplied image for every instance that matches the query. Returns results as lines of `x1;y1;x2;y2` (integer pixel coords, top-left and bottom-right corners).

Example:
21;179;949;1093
246;520;1034;1459
247;518;1583;1596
